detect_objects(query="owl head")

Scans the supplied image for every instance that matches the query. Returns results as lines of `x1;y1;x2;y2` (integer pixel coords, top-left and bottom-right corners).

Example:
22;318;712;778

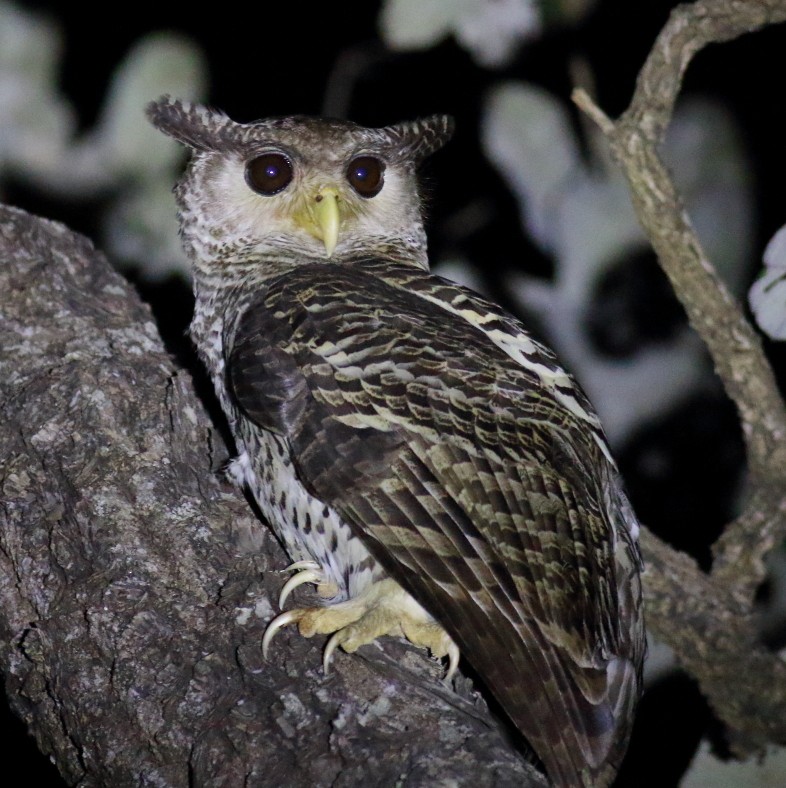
146;97;453;272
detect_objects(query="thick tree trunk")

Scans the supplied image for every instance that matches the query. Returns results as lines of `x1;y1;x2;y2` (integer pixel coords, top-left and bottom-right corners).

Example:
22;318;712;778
0;205;544;787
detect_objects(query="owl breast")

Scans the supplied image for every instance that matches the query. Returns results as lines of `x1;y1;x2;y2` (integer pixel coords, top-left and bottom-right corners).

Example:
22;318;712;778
233;418;383;602
191;285;383;604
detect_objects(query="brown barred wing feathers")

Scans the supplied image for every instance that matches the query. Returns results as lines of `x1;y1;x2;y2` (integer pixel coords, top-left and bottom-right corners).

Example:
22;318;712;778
228;262;643;787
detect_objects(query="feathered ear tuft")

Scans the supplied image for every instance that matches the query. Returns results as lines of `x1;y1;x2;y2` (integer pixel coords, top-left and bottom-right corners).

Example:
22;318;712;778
146;96;235;152
382;115;455;165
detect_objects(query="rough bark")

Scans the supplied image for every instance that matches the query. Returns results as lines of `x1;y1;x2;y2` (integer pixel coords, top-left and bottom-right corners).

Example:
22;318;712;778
574;0;786;758
0;205;545;787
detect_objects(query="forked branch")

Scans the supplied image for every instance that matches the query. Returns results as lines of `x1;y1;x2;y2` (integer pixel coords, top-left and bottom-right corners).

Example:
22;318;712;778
575;0;786;756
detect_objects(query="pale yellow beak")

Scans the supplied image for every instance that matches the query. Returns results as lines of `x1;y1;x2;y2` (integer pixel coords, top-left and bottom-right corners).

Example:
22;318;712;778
313;187;340;257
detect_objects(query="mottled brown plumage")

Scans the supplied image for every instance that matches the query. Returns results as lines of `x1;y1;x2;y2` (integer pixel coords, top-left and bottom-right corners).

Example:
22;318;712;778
148;96;645;787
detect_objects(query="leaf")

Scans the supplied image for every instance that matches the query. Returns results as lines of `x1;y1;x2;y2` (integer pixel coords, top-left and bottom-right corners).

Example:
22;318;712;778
749;225;786;340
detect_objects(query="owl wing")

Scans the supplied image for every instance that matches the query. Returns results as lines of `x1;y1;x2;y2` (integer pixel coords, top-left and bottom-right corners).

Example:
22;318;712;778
228;261;643;787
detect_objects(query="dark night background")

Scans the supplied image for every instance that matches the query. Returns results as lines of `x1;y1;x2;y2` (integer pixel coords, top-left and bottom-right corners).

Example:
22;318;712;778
3;1;786;785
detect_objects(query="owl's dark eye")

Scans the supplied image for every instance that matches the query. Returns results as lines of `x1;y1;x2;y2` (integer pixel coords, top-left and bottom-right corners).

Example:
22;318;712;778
346;156;385;198
245;153;293;195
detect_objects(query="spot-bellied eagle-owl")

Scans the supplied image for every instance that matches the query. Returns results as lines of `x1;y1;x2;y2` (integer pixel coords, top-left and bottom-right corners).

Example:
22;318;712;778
147;97;644;787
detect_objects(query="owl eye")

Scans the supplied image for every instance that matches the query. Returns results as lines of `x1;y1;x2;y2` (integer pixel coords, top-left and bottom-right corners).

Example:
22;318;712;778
346;156;385;198
245;153;293;195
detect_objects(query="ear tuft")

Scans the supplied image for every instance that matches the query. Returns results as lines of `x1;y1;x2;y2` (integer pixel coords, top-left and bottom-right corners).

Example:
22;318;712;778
146;96;234;151
382;115;455;164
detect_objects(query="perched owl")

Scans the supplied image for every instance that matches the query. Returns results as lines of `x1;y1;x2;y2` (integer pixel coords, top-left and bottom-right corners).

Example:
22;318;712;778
147;97;644;787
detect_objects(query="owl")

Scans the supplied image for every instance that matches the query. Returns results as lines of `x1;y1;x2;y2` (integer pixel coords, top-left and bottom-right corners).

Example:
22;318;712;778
147;97;644;787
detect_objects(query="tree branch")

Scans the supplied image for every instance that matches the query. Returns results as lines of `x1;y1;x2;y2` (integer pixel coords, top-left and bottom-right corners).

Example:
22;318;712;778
0;205;544;786
575;0;786;757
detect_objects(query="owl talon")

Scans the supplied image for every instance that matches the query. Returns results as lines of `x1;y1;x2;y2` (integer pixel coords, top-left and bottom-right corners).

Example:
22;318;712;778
262;579;459;683
282;560;321;573
279;567;325;609
262;609;303;660
323;630;341;674
445;641;460;683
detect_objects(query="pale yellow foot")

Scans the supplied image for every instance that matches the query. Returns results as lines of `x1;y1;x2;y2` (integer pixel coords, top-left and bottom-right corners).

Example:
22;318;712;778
262;575;460;680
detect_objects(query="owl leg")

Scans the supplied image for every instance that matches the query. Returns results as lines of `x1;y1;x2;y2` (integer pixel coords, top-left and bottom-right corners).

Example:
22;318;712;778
263;577;460;681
